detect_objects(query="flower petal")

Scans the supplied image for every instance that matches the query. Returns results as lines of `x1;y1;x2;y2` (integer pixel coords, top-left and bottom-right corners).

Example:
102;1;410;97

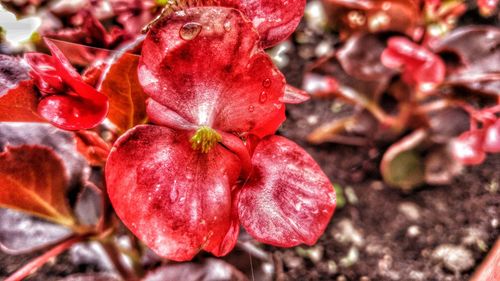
37;94;108;131
139;7;286;136
24;53;64;93
44;39;108;104
381;37;445;86
227;0;306;48
203;187;240;257
238;136;335;247
105;125;241;261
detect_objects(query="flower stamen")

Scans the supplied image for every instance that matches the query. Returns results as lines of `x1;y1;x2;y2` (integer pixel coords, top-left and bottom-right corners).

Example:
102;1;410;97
190;126;222;153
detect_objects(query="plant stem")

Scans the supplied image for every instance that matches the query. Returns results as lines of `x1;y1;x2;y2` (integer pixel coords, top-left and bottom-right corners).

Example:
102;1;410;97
5;234;87;281
100;239;137;280
470;238;500;281
237;240;271;262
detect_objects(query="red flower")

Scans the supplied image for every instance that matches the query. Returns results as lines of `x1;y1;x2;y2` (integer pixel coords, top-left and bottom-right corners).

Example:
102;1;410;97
143;0;305;48
24;39;108;130
381;37;445;89
106;7;335;261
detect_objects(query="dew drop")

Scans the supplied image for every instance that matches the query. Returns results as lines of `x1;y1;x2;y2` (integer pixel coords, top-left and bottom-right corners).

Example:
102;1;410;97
262;78;272;88
223;20;232;31
170;188;178;202
179;22;202;41
259;91;268;103
248;105;255;112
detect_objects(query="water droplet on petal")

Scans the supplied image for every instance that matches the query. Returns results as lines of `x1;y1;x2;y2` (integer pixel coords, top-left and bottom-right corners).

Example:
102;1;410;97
170;188;178;202
179;22;202;41
262;78;272;88
248;105;255;112
259;91;268;103
223;20;232;31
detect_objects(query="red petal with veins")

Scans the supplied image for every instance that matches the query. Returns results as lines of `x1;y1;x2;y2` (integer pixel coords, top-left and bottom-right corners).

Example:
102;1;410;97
37;95;107;131
204;188;240;257
105;125;241;261
24;39;109;130
223;0;306;48
280;84;310;104
238;136;336;247
139;7;286;137
381;37;445;86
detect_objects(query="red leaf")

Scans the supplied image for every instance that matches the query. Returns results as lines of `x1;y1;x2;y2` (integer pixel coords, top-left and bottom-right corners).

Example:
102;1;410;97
337;33;395;81
0;145;75;226
0;123;89;189
99;53;149;132
139;7;286;137
0;80;43;122
381;37;445;87
105;125;241;261
238;136;335;247
0;55;43;122
227;0;306;48
430;26;500;96
74;131;110;166
451;130;486;165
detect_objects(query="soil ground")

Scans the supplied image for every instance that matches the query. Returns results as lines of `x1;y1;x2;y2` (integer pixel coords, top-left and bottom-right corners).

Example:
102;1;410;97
0;5;499;281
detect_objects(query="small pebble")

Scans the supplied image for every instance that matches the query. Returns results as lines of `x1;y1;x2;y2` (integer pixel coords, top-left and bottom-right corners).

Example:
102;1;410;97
407;225;421;237
339;246;359;267
431;244;474;273
398;202;421;221
336;276;347;281
486;180;498;194
461;227;487;248
315;40;333;57
307;245;324;263
327;260;338;274
409;270;425;281
491;218;498;228
304;0;328;32
370;181;384;190
332;219;364;246
283;254;303;269
345;186;359;205
261;262;274;275
307;115;319;125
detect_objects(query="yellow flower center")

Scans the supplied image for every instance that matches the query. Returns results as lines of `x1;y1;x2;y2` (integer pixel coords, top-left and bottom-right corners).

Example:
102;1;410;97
190;126;222;153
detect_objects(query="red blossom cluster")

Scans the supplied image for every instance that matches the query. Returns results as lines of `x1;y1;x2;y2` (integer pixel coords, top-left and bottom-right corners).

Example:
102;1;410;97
106;6;335;261
0;0;336;265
